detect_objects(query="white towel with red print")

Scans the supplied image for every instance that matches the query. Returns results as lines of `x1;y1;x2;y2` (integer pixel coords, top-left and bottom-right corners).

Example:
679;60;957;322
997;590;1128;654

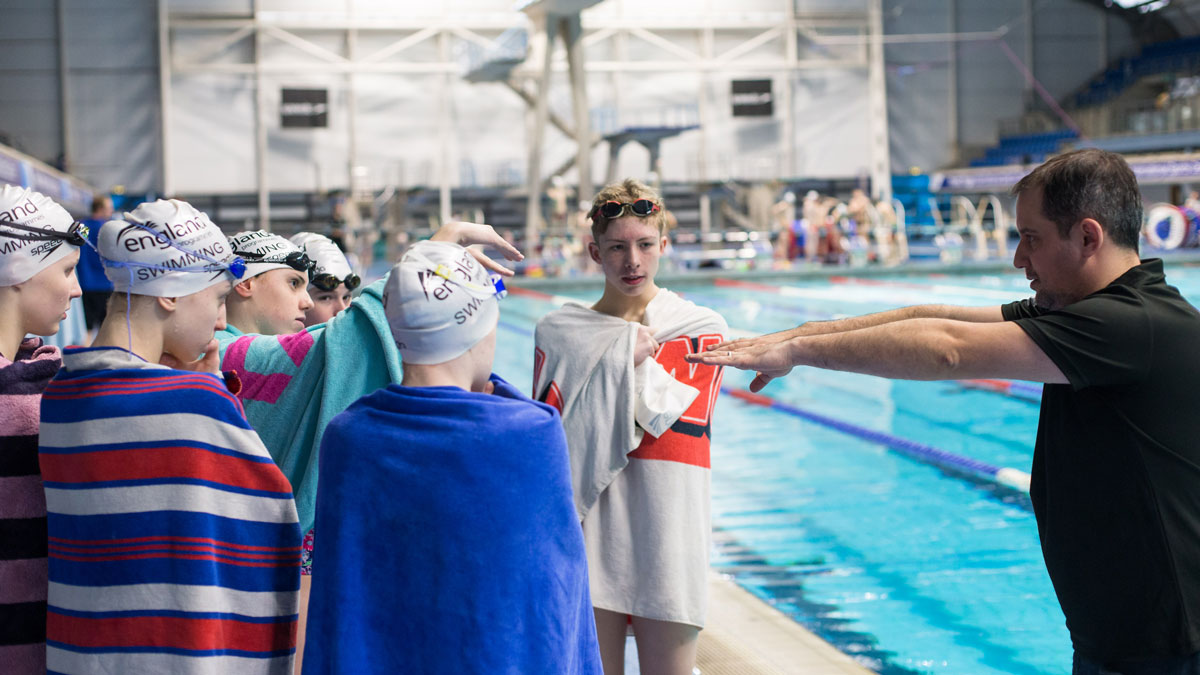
534;288;726;626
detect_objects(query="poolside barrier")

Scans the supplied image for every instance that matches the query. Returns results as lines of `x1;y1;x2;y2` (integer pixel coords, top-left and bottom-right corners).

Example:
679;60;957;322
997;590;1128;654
722;387;1032;494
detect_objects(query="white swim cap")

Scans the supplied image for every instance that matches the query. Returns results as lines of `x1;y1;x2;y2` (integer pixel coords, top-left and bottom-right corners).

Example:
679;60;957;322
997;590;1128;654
383;240;504;366
229;230;312;279
99;199;243;297
290;232;353;283
0;185;83;287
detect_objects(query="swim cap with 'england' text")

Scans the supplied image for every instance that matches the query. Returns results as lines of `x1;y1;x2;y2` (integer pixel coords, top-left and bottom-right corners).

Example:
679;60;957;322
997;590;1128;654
99;199;241;297
0;185;81;287
383;241;502;365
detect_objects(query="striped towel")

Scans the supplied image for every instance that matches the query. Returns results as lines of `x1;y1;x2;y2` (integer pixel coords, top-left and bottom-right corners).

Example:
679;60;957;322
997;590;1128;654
39;346;302;675
0;338;60;675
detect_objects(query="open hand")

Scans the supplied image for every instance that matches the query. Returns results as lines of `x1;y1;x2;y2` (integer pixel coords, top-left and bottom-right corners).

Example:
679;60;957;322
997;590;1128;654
685;341;795;392
704;326;800;355
430;221;524;276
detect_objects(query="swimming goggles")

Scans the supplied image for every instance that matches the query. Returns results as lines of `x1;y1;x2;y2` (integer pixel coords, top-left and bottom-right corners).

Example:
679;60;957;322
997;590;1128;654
0;219;90;247
236;249;315;278
589;199;661;222
404;248;507;300
311;272;361;292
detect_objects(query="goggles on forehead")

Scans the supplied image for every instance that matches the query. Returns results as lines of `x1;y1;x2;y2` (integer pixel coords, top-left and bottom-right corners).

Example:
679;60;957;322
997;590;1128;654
311;272;361;292
237;249;315;278
589;199;661;222
0;219;90;247
404;248;507;300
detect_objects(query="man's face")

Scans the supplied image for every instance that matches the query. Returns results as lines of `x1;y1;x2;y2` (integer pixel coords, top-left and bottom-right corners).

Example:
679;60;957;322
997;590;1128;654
588;215;667;298
1013;187;1086;310
248;268;314;335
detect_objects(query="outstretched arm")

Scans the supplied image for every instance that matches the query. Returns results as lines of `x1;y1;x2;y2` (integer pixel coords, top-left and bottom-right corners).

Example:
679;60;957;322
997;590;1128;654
708;304;1003;353
688;317;1064;392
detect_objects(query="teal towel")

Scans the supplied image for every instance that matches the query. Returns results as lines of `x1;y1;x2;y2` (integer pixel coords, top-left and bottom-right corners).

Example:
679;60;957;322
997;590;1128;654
217;278;402;532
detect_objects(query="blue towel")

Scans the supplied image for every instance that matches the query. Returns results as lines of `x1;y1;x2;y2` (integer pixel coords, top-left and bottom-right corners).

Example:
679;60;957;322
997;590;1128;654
303;375;602;675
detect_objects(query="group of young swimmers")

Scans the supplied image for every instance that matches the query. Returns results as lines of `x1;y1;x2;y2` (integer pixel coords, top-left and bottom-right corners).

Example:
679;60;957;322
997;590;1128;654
0;177;725;674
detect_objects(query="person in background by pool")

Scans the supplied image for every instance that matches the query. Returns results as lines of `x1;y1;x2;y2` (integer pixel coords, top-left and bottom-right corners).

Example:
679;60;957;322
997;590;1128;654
290;232;359;328
0;186;84;675
303;240;601;675
535;179;727;675
74;194;114;334
688;148;1200;675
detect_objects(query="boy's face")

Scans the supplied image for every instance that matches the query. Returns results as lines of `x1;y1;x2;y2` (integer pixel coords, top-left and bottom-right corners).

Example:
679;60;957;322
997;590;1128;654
588;215;667;297
244;268;314;335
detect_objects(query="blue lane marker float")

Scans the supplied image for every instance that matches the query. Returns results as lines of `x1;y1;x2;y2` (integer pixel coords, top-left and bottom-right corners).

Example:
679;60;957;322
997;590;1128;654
722;386;1032;494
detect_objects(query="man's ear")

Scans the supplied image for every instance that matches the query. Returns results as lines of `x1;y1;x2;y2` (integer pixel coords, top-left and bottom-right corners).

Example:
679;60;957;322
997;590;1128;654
233;277;255;298
1078;218;1104;257
588;241;602;264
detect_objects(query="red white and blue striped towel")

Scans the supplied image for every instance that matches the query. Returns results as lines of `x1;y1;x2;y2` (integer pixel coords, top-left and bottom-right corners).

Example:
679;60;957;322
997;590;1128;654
39;346;302;675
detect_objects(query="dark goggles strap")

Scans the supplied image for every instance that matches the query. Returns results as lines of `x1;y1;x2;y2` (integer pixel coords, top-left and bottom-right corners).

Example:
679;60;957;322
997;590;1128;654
0;219;82;243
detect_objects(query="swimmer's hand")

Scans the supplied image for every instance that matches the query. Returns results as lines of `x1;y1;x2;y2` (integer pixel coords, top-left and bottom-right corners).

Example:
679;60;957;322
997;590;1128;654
634;324;659;366
685;340;794;392
431;221;524;276
160;338;222;375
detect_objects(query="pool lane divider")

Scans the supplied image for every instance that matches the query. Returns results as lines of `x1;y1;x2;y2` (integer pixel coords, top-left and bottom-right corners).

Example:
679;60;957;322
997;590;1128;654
722;387;1032;494
959;378;1042;402
509;285;1032;495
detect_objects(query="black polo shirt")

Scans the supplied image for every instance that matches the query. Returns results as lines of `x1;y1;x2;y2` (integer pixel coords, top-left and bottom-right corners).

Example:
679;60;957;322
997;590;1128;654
1002;259;1200;661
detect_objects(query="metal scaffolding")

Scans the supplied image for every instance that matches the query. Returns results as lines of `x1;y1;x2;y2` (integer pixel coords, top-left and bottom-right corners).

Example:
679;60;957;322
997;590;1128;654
157;0;889;237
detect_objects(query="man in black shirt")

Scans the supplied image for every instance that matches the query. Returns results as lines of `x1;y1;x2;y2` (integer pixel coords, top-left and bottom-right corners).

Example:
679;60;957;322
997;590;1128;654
687;148;1200;674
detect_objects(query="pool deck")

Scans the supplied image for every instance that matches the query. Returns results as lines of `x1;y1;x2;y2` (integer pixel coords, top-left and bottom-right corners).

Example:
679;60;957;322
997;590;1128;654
698;572;873;675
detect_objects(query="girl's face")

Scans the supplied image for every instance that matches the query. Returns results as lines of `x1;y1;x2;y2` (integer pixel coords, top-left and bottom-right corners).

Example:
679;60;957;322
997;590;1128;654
17;251;82;336
304;286;353;326
245;268;314;335
163;281;232;362
588;216;667;298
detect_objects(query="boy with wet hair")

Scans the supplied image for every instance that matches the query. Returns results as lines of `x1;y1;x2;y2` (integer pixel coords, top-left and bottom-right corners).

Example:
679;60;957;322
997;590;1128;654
303;240;601;674
38;200;301;675
535;178;727;675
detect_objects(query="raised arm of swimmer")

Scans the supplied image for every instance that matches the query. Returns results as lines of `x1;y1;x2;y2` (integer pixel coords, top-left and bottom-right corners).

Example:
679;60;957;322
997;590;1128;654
430;221;524;275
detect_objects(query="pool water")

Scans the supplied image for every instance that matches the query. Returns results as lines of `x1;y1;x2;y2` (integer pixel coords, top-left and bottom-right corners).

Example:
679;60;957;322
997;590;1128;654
487;262;1200;675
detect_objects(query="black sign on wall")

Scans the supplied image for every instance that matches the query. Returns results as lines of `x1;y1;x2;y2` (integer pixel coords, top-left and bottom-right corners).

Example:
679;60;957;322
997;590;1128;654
731;79;774;117
281;88;329;128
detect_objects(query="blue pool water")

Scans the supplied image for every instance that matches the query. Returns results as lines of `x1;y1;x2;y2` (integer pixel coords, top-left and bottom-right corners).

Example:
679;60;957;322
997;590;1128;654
487;263;1200;675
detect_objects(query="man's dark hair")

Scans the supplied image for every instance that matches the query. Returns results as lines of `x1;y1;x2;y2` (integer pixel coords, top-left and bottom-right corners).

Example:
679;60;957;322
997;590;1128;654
1011;148;1142;251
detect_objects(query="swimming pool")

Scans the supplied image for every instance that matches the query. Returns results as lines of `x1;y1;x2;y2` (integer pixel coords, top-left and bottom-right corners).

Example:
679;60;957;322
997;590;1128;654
488;262;1200;675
